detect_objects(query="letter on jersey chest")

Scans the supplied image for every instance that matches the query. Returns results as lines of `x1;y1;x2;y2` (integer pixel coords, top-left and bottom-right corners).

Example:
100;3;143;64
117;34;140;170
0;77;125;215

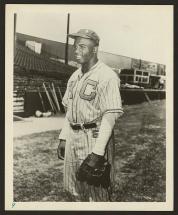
79;79;98;101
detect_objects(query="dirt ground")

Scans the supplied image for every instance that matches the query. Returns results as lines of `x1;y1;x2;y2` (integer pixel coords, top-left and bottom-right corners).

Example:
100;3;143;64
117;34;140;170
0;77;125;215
13;100;166;202
13;113;65;137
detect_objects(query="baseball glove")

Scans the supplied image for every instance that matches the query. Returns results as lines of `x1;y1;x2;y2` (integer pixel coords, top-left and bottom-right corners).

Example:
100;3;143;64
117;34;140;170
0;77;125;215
76;153;111;188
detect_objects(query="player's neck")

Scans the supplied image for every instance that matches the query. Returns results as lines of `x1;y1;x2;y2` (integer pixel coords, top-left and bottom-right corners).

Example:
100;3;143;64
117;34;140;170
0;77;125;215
81;57;98;74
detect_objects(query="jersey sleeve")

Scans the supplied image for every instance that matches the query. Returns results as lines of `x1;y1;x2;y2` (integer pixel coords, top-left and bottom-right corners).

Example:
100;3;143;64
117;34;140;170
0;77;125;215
99;77;124;115
62;71;78;107
62;82;69;108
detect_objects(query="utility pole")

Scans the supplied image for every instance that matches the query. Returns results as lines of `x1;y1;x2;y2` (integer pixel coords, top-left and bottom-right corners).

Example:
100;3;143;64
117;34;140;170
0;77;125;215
14;13;17;57
139;58;142;69
65;13;70;65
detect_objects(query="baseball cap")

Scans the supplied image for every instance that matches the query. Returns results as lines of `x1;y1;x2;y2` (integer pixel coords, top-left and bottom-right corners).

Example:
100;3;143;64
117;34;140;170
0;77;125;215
68;29;100;45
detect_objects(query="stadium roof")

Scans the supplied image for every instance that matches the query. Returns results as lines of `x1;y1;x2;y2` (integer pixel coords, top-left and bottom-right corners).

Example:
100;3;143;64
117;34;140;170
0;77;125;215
14;42;75;76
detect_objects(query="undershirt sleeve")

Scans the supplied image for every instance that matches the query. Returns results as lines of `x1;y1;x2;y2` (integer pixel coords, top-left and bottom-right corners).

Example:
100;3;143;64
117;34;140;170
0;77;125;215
92;111;123;156
58;117;70;140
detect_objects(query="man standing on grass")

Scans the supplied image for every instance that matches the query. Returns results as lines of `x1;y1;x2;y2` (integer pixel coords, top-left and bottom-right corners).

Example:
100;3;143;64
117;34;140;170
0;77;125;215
57;29;123;201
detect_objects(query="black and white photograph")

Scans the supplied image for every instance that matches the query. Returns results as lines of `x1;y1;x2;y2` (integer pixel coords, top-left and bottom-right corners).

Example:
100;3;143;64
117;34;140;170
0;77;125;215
5;4;173;211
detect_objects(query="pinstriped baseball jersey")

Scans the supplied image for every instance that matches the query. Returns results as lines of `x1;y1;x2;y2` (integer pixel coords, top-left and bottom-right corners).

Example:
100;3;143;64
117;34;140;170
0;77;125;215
61;60;123;201
62;60;123;123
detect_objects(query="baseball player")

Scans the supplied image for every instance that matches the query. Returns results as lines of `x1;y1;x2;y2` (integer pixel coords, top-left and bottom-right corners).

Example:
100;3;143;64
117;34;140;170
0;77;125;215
58;29;123;201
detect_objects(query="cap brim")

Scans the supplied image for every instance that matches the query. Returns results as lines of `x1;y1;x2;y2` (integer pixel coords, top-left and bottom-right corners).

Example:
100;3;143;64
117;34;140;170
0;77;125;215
68;33;91;39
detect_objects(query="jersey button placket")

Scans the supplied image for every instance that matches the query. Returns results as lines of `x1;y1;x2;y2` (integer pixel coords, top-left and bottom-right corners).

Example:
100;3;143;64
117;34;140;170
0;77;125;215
72;79;80;123
74;77;84;123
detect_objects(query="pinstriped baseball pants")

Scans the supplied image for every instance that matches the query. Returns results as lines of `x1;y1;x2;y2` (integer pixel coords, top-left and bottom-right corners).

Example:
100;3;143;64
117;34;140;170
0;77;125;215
63;126;114;202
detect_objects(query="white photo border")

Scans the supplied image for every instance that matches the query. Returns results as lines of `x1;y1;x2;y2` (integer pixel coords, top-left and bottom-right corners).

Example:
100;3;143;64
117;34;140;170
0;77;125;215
5;4;174;211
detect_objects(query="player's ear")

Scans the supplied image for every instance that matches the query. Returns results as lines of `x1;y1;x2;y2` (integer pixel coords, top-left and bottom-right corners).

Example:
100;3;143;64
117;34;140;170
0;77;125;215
93;46;98;54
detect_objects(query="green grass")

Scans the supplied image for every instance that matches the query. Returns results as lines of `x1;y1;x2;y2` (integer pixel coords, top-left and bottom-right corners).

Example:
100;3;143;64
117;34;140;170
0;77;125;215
113;100;166;201
13;100;166;202
13;131;69;201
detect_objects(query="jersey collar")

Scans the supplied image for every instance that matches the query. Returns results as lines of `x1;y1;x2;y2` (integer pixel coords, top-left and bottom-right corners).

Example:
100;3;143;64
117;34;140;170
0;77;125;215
78;60;101;80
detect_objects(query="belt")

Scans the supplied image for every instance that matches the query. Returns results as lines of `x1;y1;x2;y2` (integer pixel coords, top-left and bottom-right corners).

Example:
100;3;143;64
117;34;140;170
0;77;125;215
70;122;97;130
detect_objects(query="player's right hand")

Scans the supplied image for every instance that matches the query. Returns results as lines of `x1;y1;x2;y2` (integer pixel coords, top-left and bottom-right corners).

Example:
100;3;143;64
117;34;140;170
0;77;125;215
57;139;66;160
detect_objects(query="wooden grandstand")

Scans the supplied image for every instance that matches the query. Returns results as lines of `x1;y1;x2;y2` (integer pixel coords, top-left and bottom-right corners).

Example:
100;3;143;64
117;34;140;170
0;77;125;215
13;41;75;116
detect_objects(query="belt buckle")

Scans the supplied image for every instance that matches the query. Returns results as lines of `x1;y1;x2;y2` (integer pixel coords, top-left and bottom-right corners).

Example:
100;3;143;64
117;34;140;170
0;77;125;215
80;122;86;132
80;122;85;130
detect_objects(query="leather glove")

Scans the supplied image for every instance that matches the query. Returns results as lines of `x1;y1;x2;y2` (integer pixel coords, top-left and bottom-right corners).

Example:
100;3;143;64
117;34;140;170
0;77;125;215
86;152;105;168
57;139;66;160
76;153;111;188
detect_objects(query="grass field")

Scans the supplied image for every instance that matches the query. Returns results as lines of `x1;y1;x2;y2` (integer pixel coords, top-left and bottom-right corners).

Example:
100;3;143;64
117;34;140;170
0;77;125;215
13;100;166;202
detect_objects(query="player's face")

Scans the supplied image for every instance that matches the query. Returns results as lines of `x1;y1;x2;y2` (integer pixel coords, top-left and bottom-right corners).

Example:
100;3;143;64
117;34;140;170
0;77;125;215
73;37;96;64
